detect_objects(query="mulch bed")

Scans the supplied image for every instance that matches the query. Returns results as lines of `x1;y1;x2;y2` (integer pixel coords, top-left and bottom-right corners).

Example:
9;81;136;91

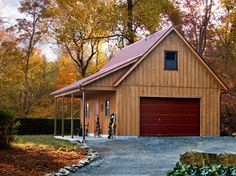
0;146;86;176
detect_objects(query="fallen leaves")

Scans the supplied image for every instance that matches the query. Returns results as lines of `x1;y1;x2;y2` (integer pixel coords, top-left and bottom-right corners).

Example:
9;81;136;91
0;145;85;176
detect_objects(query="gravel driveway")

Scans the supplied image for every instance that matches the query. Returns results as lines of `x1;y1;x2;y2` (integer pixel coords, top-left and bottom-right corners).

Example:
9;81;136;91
73;137;236;176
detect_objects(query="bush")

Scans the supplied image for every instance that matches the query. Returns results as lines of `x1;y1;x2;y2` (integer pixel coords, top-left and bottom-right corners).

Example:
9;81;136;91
0;109;19;149
168;162;236;176
168;152;236;175
16;118;81;135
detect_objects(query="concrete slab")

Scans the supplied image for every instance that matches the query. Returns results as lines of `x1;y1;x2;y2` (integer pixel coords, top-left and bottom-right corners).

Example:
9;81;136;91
54;135;108;143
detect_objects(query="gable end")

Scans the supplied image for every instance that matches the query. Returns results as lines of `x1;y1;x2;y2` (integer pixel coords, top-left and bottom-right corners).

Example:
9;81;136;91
114;27;228;91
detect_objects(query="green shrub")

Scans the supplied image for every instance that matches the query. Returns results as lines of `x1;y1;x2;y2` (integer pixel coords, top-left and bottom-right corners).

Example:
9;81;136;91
16;118;80;135
168;162;236;176
168;152;236;175
0;109;19;149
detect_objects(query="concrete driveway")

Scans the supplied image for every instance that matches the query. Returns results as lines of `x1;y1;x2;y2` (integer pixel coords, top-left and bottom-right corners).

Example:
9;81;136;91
73;137;236;176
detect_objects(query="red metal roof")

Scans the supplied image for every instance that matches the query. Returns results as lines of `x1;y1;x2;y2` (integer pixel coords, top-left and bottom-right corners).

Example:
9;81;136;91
51;27;172;96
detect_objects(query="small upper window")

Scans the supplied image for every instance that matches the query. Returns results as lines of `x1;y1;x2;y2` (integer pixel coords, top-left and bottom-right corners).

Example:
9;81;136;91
85;102;89;118
164;51;178;70
105;98;110;117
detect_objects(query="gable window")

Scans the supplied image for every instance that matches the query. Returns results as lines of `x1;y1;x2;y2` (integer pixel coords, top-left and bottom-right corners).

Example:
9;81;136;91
105;98;110;117
164;51;178;70
85;102;89;118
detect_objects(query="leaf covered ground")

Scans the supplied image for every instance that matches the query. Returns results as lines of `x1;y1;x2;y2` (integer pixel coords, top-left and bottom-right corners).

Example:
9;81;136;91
0;135;85;176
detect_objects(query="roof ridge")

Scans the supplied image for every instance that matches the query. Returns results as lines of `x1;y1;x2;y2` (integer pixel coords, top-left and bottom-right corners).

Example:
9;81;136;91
115;27;170;52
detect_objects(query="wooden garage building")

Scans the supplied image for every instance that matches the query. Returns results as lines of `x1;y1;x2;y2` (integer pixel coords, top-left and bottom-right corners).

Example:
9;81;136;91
51;26;228;137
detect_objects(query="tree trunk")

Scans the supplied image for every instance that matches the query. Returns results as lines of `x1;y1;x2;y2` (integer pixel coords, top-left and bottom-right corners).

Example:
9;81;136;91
22;55;30;117
126;0;135;44
198;0;213;56
81;68;86;78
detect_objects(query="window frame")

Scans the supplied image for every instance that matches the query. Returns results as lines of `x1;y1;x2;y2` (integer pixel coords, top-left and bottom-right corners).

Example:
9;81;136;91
105;97;110;117
164;50;178;71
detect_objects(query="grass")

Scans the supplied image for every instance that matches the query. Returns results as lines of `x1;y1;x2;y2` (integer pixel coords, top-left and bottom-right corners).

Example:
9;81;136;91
13;135;78;151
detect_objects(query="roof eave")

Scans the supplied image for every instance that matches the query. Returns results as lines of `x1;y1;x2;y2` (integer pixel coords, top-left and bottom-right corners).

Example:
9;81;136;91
51;86;81;97
80;58;139;87
51;58;138;97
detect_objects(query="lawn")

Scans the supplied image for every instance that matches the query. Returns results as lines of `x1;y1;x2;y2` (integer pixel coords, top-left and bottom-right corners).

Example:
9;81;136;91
0;135;86;176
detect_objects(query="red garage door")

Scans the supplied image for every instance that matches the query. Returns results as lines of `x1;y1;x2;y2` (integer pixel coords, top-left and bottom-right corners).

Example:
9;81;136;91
140;98;200;136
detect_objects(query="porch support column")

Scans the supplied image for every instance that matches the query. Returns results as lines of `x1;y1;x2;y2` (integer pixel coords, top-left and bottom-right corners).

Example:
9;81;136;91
61;96;65;137
54;97;57;136
82;90;86;142
71;93;74;138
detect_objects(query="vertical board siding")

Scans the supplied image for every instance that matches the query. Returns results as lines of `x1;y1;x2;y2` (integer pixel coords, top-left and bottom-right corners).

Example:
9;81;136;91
118;31;222;136
82;66;130;136
86;66;131;88
83;92;116;135
118;86;220;136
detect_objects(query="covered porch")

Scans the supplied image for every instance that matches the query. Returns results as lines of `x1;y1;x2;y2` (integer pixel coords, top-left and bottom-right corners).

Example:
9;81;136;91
53;87;116;142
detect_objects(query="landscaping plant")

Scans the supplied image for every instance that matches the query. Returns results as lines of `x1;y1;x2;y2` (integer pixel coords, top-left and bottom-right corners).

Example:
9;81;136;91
168;162;236;176
0;109;19;149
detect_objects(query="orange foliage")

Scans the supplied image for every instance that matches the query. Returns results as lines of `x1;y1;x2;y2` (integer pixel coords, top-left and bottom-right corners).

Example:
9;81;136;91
55;55;80;90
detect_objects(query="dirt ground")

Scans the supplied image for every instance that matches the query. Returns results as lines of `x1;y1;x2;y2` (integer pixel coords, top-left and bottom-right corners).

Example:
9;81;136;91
0;145;85;176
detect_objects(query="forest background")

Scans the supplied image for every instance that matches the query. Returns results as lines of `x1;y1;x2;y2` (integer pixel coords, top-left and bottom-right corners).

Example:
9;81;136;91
0;0;235;134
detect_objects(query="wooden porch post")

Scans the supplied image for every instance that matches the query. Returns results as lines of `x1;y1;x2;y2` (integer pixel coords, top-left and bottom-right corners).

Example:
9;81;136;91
62;96;64;137
54;97;57;136
82;90;86;142
71;93;74;138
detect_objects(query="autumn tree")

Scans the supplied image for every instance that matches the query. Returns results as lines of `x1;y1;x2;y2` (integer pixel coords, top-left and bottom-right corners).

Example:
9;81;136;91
0;23;23;113
208;0;236;86
50;0;181;76
175;0;214;56
55;55;79;90
0;14;58;117
114;0;181;46
25;50;59;118
220;22;236;135
16;0;51;116
173;0;236;85
51;0;114;78
215;0;236;62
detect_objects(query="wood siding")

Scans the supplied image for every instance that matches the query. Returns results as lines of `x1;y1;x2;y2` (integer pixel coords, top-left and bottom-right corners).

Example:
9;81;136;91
82;92;116;135
117;31;222;136
85;66;131;89
81;67;129;135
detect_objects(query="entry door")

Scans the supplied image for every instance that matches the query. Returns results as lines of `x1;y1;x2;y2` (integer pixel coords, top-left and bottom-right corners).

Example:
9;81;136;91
140;97;200;136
